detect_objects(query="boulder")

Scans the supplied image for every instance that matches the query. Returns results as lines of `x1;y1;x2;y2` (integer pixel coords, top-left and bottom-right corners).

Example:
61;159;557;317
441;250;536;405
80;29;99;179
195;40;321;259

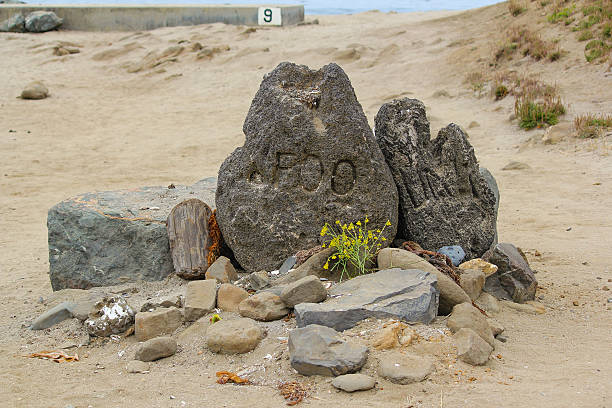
238;292;288;321
482;243;537;303
437;245;466;266
31;301;76;330
217;283;249;312
459;258;498;277
454;328;493;366
377;248;469;315
184;280;217;321
374;98;496;259
0;13;25;33
378;352;435;384
21;81;48;100
134;337;177;362
25;11;62;32
205;256;238;283
331;374;376;392
234;270;270;291
126;360;150;373
289;324;368;376
459;269;485;301
216;62;398;272
206;318;263;354
294;268;438;331
280;275;327;307
135;307;182;341
85;296;134;337
47;178;217;290
475;292;500;314
446;302;495;348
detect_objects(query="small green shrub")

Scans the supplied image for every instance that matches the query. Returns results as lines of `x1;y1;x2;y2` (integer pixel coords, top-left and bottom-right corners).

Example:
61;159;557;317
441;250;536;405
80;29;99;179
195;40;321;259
585;39;610;62
574;113;612;138
578;30;594;41
514;86;566;130
495;84;509;100
548;6;575;23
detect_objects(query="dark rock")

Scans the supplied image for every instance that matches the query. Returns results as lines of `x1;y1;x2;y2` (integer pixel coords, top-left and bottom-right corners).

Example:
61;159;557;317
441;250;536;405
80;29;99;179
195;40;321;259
184;280;217;321
47;177;216;290
234;270;270;291
216;62;398;272
374;98;496;259
482;243;537;303
21;81;48;100
85;296;134;337
31;301;76;330
280;275;327;308
378;352;435;384
331;374;376;392
206;318;263;354
238;292;289;321
25;11;62;32
0;13;25;32
278;255;297;275
294;268;438;331
134;337;177;362
437;245;465;266
289;324;368;376
479;167;499;247
135;307;182;341
454;328;492;366
446;302;495;348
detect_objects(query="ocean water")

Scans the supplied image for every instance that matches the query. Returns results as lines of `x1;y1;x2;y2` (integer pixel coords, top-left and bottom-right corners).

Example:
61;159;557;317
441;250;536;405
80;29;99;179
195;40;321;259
23;0;505;15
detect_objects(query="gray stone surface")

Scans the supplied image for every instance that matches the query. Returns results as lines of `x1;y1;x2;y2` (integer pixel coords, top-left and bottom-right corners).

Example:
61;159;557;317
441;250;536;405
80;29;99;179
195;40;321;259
273;247;335;286
0;13;25;32
205;256;238;283
31;301;76;330
475;292;500;315
294;268;438;331
447;302;495;348
184;280;217;321
479;167;499;248
135;307;182;341
85;296;134;337
454;328;492;366
206;318;263;354
331;374;376;392
374;98;496;259
234;270;270;291
280;275;327;308
134;336;177;362
47;177;217;290
25;10;62;32
278;255;297;275
238;292;288;321
21;81;48;100
216;62;398;272
437;245;466;266
482;243;537;303
289;324;368;376
378;352;435;384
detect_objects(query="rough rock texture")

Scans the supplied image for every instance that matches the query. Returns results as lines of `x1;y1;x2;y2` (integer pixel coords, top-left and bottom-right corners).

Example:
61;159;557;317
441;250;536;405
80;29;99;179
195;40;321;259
459;269;485;301
25;11;62;32
371;321;415;350
134;337;177;362
238;292;289;321
447;302;495;348
374;98;496;259
184;280;217;321
0;13;25;32
459;258;498;277
206;318;263;354
216;62;398;272
479;167;499;248
289;324;368;376
273;247;335;286
437;245;466;266
331;374;376;392
85;296;134;337
21;81;48;100
205;256;238;283
378;352;435;384
294;269;438;331
47;178;217;290
234;270;270;291
126;360;150;374
475;292;501;314
31;301;76;330
135;307;183;341
377;248;469;315
280;275;327;307
217;283;249;312
140;294;184;312
482;243;538;303
454;328;493;366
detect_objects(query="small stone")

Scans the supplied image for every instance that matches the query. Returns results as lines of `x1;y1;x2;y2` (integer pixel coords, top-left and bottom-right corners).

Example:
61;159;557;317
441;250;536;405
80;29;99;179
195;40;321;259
238;292;288;321
21;81;49;100
459;269;485;301
468;121;480;129
372;322;414;350
85;296;134;337
126;360;150;373
217;284;249;312
332;374;376;392
496;333;508;343
378;352;435;384
205;256;238;283
184;280;217;321
475;292;500;314
134;337;177;362
502;300;546;314
502;161;530;171
454;328;493;366
135;307;183;342
278;255;297;275
447;302;495;348
30;301;76;330
280;275;327;308
234;270;270;291
437;245;466;266
573;301;579;306
274;247;336;285
206;318;263;354
487;318;505;337
25;11;63;32
459;258;498;277
289;324;368;376
602;286;609;291
140;295;184;312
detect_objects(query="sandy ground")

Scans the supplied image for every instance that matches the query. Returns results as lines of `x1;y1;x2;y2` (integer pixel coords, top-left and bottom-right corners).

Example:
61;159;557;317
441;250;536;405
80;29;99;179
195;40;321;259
1;3;611;407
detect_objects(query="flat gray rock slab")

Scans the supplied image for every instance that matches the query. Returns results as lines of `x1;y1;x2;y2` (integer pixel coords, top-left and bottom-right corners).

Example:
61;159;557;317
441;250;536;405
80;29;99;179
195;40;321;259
378;352;435;384
48;177;216;290
31;301;76;330
294;268;439;331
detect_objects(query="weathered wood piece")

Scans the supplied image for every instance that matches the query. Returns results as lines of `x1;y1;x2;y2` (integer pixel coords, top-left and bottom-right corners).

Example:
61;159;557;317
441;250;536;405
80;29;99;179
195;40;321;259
167;198;213;280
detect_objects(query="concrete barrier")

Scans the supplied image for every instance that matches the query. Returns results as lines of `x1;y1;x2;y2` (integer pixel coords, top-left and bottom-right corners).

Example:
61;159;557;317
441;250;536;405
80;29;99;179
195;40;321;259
0;4;304;31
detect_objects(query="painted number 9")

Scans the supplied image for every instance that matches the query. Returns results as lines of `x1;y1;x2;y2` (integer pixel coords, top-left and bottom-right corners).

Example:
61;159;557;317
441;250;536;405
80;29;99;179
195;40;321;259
258;7;281;25
263;8;272;23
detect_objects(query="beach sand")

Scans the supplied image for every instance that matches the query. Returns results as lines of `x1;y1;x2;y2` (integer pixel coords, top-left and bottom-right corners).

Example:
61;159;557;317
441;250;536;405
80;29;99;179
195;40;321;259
1;3;611;407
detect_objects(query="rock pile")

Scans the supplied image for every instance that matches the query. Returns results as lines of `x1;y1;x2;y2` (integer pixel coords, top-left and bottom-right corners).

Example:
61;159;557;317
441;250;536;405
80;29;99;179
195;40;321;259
0;11;62;33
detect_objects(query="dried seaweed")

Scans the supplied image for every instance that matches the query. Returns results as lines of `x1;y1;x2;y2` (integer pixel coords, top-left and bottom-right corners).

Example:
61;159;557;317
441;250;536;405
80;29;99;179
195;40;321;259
28;351;79;363
278;381;311;406
216;371;250;385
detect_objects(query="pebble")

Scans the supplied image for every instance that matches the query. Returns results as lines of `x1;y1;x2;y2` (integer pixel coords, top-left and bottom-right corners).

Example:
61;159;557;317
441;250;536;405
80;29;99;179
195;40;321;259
332;374;376;392
378;352;435;384
602;286;609;291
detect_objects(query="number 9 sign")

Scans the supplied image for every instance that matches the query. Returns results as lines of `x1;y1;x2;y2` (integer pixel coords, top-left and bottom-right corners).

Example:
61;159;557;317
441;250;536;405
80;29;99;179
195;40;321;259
258;7;282;26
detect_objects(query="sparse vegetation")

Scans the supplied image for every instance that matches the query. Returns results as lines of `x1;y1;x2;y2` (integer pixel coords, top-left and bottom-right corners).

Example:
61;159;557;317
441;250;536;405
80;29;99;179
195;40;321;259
548;5;576;23
509;0;528;16
495;84;510;100
574;113;612;137
578;30;595;40
465;71;486;95
495;26;560;61
585;39;610;61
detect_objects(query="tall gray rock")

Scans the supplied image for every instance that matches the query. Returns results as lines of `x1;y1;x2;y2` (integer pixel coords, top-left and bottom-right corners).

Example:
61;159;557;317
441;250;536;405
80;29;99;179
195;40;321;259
482;243;537;303
216;62;398;272
374;98;496;259
25;11;62;33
